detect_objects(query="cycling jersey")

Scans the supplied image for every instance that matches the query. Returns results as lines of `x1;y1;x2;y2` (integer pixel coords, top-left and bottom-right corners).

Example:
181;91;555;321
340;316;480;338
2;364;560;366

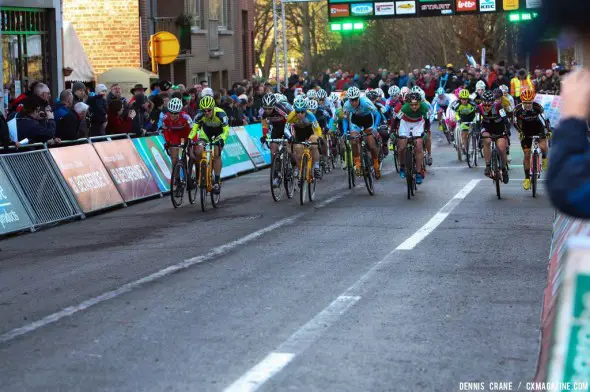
433;95;450;112
342;97;381;134
514;102;548;149
395;101;430;137
286;110;322;142
471;92;484;106
313;107;331;130
189;107;230;143
260;102;290;139
162;111;193;145
451;99;479;128
479;102;508;136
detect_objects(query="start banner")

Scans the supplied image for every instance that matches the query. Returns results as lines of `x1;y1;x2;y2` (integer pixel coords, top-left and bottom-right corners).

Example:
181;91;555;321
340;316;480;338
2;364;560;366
93;139;161;202
132;135;172;192
0;165;33;234
50;144;124;213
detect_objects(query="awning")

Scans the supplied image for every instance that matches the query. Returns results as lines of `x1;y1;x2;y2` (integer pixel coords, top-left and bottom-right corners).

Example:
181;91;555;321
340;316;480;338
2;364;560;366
63;21;96;82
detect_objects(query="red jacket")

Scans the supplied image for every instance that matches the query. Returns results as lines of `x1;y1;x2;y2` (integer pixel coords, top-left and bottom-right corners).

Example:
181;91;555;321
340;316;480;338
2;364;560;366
106;111;133;134
417;78;437;98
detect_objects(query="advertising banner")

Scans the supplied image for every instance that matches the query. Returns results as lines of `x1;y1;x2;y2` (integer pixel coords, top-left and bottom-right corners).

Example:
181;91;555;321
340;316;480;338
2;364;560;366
479;0;497;11
0;166;33;235
374;2;395;15
220;129;255;178
535;94;562;128
350;2;374;15
244;123;271;165
93;139;161;202
50;144;124;213
419;0;453;16
233;125;267;168
330;4;350;17
395;0;417;14
132;135;172;192
456;0;477;12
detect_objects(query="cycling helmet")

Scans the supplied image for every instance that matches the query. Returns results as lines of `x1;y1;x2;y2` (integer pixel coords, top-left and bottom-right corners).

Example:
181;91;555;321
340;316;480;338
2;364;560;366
436;87;445;96
366;90;380;100
493;88;503;99
482;90;495;103
329;92;341;103
199;95;215;110
419;90;426;101
454;87;463;98
520;89;536;103
274;93;283;102
499;85;509;94
459;89;471;99
388;85;401;98
293;95;307;111
201;87;214;97
308;99;319;111
377;88;385;98
316;89;327;100
476;81;486;91
262;93;276;108
167;97;183;113
410;86;422;94
306;89;318;100
408;92;422;103
346;86;361;99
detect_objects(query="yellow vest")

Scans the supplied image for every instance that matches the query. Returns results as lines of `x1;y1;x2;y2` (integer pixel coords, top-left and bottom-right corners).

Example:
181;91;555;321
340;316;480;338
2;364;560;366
512;76;533;98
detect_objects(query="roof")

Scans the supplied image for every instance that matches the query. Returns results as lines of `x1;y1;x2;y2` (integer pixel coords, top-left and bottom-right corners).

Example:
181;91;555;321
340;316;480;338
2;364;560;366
63;21;96;82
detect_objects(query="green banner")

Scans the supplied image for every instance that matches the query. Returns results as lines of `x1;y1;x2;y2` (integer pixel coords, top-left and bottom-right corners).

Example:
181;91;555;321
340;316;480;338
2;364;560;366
220;129;255;178
0;165;33;235
132;135;172;192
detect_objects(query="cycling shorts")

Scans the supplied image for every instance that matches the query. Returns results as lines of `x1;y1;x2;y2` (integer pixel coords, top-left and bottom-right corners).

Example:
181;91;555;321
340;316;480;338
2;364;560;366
293;125;314;143
481;122;505;137
398;118;425;138
350;113;374;133
521;134;546;150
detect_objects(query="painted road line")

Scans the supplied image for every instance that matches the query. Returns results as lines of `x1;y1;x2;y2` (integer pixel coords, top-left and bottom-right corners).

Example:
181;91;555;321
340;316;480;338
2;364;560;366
223;180;480;391
0;194;347;345
396;179;480;250
224;296;360;392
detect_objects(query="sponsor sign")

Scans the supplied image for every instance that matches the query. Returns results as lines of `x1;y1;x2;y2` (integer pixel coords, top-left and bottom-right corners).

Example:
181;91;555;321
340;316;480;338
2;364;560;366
395;0;416;14
132;135;172;192
330;4;350;17
328;0;356;3
456;0;477;11
233;126;267;168
480;0;496;11
0;167;33;235
375;1;395;15
502;0;519;10
351;2;374;15
535;94;562;128
220;129;256;178
93;139;161;202
419;0;453;16
526;0;541;7
50;144;124;213
244;123;271;165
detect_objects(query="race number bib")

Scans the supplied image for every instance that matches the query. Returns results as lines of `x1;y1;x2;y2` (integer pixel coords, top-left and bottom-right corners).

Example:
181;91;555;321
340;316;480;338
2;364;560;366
499;109;506;118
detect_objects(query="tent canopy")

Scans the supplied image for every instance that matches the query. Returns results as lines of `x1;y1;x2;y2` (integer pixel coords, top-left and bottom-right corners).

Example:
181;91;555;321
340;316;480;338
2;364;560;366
63;21;95;82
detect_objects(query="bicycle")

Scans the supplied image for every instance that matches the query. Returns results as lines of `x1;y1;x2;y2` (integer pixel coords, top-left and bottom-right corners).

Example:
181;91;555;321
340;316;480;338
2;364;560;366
464;119;480;169
399;131;420;200
529;135;543;198
196;138;221;211
389;129;400;173
343;135;356;189
454;123;463;162
267;137;295;201
293;140;319;205
487;134;507;200
437;110;453;144
327;131;342;170
318;136;330;179
348;126;375;196
168;140;197;208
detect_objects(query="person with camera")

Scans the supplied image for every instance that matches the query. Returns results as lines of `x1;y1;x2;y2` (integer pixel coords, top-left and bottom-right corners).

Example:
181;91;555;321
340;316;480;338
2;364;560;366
16;95;60;145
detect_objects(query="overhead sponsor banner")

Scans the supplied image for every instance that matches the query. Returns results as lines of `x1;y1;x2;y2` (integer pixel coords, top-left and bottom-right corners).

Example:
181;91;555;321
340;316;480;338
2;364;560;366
0;167;33;235
132;135;172;193
329;0;356;2
50;144;124;213
93;139;161;202
330;4;350;16
480;0;496;11
220;129;255;178
525;0;541;7
395;0;416;14
419;0;453;16
456;0;477;11
502;0;519;10
233;126;267;168
244;123;271;165
351;2;374;15
374;2;395;15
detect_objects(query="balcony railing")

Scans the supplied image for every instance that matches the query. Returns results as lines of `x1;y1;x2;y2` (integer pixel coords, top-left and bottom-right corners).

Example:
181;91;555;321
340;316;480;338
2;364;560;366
152;17;192;57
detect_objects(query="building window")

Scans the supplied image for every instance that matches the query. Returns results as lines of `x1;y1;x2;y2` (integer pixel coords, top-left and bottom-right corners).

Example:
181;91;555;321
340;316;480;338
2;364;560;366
186;0;204;29
209;0;231;30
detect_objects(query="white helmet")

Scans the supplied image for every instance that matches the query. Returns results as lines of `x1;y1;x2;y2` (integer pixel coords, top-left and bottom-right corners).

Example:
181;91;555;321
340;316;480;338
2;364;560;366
400;86;410;100
167;97;183;113
476;81;486;91
499;85;509;94
306;89;318;100
329;92;340;103
388;85;401;98
346;86;361;99
308;99;318;111
377;88;384;98
274;93;283;102
201;87;214;97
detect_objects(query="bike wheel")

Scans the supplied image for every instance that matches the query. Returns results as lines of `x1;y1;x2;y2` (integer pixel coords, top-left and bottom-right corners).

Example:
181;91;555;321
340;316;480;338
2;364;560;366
362;151;375;196
200;162;208;212
531;152;538;198
270;153;283;202
492;150;501;200
170;161;185;208
187;159;198;205
455;128;463;162
405;148;414;199
300;155;308;205
393;145;400;173
472;134;479;167
308;166;316;202
284;159;295;199
346;147;354;189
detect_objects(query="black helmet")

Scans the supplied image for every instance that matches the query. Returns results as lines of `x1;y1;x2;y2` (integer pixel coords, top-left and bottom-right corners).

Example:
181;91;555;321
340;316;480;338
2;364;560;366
262;93;276;109
366;90;379;100
408;92;421;102
482;90;495;103
492;88;503;99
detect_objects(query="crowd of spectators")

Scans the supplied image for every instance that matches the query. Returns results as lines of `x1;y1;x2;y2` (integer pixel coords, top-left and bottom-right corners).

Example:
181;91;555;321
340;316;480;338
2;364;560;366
0;60;571;151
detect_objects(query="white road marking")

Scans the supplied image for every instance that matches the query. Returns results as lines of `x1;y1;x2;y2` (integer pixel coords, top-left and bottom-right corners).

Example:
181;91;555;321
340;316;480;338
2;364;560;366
0;194;347;345
223;180;480;391
396;179;480;250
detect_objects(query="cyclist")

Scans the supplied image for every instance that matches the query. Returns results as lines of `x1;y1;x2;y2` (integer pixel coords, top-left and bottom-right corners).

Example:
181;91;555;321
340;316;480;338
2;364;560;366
259;93;292;186
479;90;510;183
366;90;390;157
412;86;434;165
189;96;230;194
274;93;293;112
329;92;342;110
342;86;382;178
306;89;318;101
471;80;487;105
162;97;194;169
287;95;323;180
316;89;334;118
451;89;479;158
513;89;551;190
395;92;430;184
433;87;451;132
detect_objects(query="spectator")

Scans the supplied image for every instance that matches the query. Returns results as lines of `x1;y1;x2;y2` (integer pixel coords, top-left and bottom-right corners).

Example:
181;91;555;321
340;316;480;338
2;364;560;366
128;84;147;105
185;88;199;118
54;90;80;140
408;69;421;88
225;95;244;126
73;102;89;137
0;111;18;150
72;82;87;105
160;80;172;95
396;70;408;89
150;80;161;96
107;83;128;107
148;94;164;131
87;84;108;136
34;83;52;107
251;84;265;119
130;93;149;136
417;72;437;102
538;68;560;95
200;80;209;89
510;69;534;104
106;99;135;135
16;95;58;144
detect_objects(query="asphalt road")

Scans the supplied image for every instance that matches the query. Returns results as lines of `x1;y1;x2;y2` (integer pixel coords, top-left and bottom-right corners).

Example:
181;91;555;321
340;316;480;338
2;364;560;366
0;130;553;392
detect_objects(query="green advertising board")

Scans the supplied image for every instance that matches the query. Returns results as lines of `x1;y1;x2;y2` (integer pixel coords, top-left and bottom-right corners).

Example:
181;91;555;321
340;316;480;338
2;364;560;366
132;135;172;192
220;129;255;178
0;165;33;235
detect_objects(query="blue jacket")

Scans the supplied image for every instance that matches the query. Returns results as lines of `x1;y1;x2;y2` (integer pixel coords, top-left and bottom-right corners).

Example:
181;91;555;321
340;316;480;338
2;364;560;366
398;75;409;88
546;118;590;218
17;115;56;143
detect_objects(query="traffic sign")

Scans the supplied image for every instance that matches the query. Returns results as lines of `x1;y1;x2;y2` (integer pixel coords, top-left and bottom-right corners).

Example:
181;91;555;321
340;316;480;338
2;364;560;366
148;32;180;65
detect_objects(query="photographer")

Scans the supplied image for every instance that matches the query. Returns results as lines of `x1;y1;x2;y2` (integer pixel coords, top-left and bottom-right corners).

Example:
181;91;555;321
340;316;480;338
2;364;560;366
16;95;59;144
